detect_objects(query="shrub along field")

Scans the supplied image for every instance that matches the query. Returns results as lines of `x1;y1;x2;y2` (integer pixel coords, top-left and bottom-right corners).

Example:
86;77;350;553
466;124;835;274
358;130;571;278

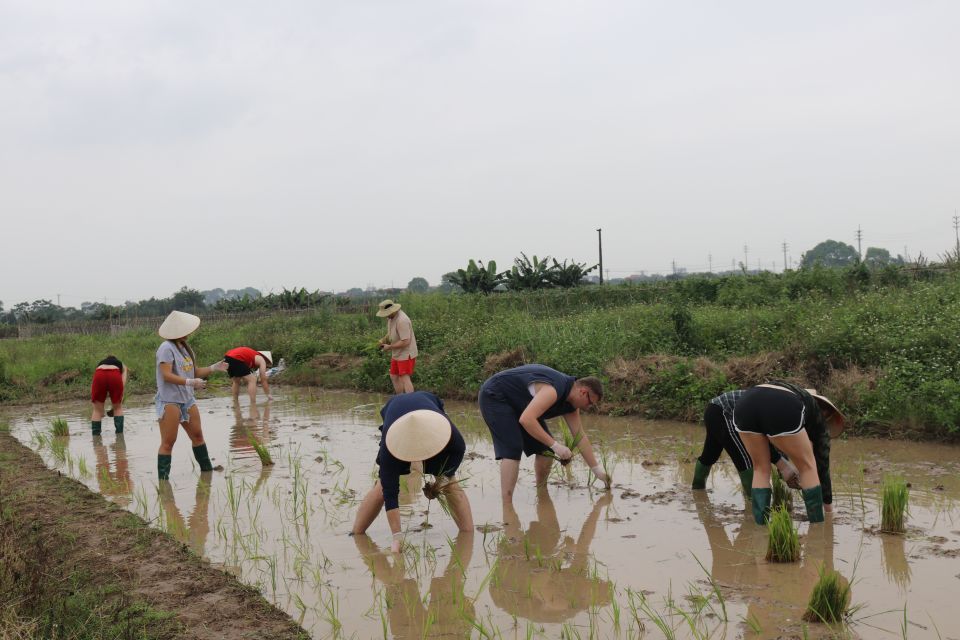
2;264;959;440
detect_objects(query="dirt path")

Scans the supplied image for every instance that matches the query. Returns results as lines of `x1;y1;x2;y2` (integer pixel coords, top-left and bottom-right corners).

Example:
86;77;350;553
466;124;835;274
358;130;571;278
0;430;308;640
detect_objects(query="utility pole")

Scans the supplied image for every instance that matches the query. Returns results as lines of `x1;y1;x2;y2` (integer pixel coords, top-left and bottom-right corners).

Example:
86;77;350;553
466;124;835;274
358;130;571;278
856;226;863;260
597;228;603;285
56;293;61;307
953;212;959;255
782;241;788;272
743;245;749;273
708;253;713;274
671;260;677;275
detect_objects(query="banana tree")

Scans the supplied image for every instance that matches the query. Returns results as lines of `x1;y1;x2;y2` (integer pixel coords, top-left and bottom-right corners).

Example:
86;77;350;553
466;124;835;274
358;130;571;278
503;253;556;290
447;259;504;294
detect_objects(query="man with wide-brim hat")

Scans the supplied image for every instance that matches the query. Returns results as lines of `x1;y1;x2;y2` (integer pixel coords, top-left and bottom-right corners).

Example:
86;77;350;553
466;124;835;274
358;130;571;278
155;311;228;480
223;346;274;404
732;380;847;525
351;390;473;552
376;299;418;394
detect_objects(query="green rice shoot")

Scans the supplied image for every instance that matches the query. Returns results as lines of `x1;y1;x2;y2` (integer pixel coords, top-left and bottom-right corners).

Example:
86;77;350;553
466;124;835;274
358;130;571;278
422;475;466;518
802;564;851;623
765;505;800;563
246;430;274;466
50;417;69;437
771;468;793;512
880;475;909;534
541;418;583;466
598;448;614;490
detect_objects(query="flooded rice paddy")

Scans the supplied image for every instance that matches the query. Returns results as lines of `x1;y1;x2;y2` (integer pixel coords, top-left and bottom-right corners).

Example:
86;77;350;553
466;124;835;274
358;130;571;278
7;389;960;639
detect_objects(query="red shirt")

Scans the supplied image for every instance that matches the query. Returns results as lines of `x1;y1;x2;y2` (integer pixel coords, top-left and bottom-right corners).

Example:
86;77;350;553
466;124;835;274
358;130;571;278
225;347;260;367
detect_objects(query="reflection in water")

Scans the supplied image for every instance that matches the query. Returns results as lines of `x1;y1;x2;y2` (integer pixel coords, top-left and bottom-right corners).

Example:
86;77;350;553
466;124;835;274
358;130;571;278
881;533;912;590
93;434;132;507
693;491;844;634
354;531;475;638
490;490;612;623
230;402;272;453
158;473;212;556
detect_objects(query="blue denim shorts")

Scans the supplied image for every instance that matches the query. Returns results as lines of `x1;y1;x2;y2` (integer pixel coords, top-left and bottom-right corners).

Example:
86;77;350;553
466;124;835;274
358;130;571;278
155;397;197;423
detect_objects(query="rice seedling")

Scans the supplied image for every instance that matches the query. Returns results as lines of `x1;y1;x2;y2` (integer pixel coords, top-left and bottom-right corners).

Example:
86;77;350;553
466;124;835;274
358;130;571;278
75;454;90;478
691;553;726;621
765;505;800;563
246;430;274;466
50;416;69;436
50;437;67;462
880;475;909;534
802;564;851;624
541;418;583;466
596;448;614;490
771;468;793;512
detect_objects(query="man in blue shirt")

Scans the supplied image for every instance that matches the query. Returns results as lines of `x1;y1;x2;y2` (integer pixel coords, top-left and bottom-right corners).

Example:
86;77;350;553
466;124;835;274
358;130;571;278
351;391;473;552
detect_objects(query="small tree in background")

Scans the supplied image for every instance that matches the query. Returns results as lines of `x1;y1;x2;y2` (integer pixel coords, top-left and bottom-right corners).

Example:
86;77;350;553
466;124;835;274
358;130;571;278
800;240;859;269
549;259;597;287
447;260;504;294
503;253;554;290
406;277;430;293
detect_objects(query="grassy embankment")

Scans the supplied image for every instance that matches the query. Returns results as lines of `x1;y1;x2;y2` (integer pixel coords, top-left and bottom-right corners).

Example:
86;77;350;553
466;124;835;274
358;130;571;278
2;266;959;440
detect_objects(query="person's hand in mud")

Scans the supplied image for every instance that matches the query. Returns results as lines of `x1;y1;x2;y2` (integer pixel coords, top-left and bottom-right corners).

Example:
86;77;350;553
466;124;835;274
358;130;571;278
589;465;611;489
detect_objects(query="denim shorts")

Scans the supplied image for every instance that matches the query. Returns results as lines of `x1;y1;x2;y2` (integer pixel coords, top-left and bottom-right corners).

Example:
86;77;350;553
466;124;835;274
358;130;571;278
155;397;197;423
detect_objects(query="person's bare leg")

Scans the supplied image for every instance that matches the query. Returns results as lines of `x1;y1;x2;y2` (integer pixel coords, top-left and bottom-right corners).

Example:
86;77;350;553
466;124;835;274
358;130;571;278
500;458;521;504
91;401;105;422
389;373;403;394
158;405;182;455
352;481;386;534
181;404;206;447
398;374;414;393
739;433;772;489
246;374;257;404
443;478;474;532
534;453;555;489
231;378;241;402
112;403;124;417
768;433;818;488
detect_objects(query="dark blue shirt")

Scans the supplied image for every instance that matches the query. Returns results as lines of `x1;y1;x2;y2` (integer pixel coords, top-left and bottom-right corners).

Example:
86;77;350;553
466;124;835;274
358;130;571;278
377;391;465;511
481;364;576;419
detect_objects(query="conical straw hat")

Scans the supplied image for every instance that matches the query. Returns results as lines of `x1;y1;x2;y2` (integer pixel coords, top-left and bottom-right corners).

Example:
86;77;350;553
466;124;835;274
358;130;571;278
805;389;846;438
158;311;201;340
385;409;451;462
257;351;273;366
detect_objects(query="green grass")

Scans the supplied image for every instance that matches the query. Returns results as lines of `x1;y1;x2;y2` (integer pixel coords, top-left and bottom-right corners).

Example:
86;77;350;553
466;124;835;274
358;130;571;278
50;417;69;437
765;505;800;562
246;430;274;466
802;565;851;624
880;475;909;533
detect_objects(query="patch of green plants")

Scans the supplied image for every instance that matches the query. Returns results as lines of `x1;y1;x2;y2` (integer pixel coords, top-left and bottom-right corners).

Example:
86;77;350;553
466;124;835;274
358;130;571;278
765;505;800;562
880;475;909;533
802;565;851;624
771;468;793;512
50;417;69;437
247;430;274;466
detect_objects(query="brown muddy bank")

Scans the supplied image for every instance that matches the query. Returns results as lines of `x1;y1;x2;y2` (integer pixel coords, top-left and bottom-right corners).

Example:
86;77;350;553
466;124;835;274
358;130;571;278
0;429;308;640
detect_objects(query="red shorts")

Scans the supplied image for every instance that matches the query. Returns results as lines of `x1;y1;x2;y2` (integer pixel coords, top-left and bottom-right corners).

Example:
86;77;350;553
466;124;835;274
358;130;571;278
91;369;124;404
390;357;416;376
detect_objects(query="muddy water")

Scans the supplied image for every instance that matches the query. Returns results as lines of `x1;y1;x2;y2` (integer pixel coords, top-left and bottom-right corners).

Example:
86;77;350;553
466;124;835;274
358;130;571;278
7;389;960;639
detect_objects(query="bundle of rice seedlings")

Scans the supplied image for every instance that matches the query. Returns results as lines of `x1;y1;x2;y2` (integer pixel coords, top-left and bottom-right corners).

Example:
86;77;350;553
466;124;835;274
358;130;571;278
423;475;466;517
802;565;851;623
880;475;909;534
50;417;69;437
246;430;274;466
541;419;583;466
597;449;614;490
771;468;794;512
765;505;800;562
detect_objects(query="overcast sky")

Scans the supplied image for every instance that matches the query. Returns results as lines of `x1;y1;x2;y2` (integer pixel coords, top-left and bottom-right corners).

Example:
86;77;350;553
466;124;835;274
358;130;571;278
2;1;958;307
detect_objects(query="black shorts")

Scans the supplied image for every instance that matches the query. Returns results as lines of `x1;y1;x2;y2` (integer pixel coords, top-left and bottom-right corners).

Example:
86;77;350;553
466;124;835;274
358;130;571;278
225;356;253;378
478;383;552;460
700;402;782;470
733;386;806;438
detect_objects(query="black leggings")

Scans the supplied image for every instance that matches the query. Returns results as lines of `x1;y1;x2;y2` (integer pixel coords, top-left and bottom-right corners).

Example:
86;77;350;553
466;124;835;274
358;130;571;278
698;403;781;471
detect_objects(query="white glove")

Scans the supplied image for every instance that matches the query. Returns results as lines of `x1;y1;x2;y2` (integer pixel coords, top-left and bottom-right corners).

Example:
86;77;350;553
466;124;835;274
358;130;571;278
550;440;573;461
590;465;611;487
185;378;207;389
390;531;404;553
776;459;801;489
209;361;228;373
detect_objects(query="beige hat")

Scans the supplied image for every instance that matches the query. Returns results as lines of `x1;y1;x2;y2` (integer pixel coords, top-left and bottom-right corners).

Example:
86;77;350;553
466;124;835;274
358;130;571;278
257;351;273;366
376;299;402;318
158;310;201;340
385;410;451;462
805;389;846;438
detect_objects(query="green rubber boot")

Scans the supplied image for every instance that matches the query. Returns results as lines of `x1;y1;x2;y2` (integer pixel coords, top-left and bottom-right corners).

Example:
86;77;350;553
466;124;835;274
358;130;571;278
802;485;825;523
738;468;754;498
692;461;711;489
751;488;772;525
113;415;124;434
192;444;213;472
158;454;172;480
91;420;102;436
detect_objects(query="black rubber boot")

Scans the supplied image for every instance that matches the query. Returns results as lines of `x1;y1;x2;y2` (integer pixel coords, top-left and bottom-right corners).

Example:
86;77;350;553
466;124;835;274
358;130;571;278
192;444;213;472
738;468;754;498
751;488;772;525
692;461;711;489
158;454;172;480
91;420;102;436
802;485;825;523
113;415;124;434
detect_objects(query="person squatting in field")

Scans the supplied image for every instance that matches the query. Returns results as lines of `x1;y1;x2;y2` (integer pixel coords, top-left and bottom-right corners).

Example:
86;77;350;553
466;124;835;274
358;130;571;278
477;364;610;505
376;299;418;394
154;311;228;480
223;346;274;403
351;391;473;552
731;380;846;524
692;388;801;495
90;355;129;435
